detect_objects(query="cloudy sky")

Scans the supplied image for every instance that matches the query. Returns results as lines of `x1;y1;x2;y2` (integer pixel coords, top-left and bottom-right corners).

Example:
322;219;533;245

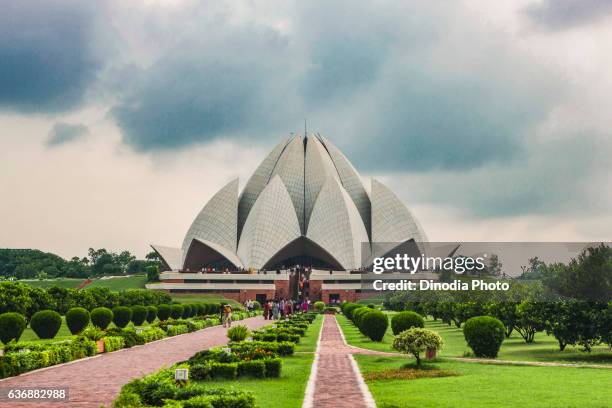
1;0;611;259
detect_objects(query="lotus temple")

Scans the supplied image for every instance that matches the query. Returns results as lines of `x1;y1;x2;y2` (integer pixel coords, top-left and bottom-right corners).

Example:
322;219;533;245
147;134;437;302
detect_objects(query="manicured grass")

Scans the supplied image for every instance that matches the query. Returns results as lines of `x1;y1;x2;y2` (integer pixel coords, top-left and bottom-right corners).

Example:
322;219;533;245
194;315;321;408
18;316;75;344
355;354;612;408
169;293;241;307
295;313;322;353
20;275;148;290
338;314;612;364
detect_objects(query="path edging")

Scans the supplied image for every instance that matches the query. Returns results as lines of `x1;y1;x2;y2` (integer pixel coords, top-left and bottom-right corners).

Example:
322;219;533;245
301;316;325;408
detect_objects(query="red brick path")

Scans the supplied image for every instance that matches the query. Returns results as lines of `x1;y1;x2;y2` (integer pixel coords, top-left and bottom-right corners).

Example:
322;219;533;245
0;316;268;408
308;315;376;408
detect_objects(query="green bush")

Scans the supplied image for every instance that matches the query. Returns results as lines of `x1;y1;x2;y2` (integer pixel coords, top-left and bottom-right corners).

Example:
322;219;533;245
251;301;261;310
182;304;192;319
463;316;506;358
391;311;425;335
193;303;204;316
190;363;211;380
91;307;113;330
30;310;62;339
210;362;237;379
393;328;443;367
102;336;125;352
65;307;90;335
360;310;388;341
367;304;376;309
238;360;266;378
167;324;189;336
343;303;362;320
146;306;157;323
314;301;325;312
157;304;172;321
170;304;184;320
263;358;282;377
112;306;133;329
131;305;148;326
352;307;370;328
0;312;26;344
227;325;250;342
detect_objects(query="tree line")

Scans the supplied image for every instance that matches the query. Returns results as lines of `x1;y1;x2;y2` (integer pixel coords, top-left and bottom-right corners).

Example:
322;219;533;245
0;248;162;280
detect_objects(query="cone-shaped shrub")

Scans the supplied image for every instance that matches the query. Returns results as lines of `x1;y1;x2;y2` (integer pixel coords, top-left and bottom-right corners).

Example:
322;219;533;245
194;303;205;316
157;304;171;321
131;305;148;326
463;316;505;358
360;310;388;341
112;306;133;328
343;303;361;320
391;311;425;335
0;312;26;344
146;306;158;323
91;307;113;330
30;310;62;339
66;307;90;334
170;304;184;319
353;307;371;329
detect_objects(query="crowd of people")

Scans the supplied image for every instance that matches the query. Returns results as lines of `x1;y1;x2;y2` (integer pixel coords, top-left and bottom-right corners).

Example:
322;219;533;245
260;298;311;320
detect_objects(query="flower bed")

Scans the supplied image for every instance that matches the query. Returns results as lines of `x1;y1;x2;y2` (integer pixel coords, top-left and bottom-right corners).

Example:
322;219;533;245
113;312;315;407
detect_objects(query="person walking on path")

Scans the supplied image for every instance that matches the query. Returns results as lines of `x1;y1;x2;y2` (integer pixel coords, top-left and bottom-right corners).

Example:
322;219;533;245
222;303;233;327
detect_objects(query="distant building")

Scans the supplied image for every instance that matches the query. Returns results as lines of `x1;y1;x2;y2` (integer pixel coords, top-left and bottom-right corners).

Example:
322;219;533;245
147;133;432;302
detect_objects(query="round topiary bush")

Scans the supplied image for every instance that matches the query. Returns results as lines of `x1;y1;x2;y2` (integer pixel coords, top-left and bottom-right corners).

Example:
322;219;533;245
343;303;362;320
391;311;425;335
170;304;184;320
146;306;158;323
131;305;148;326
30;310;62;339
314;301;325;312
360;310;388;341
463;316;506;358
0;312;26;344
393;328;443;367
193;303;204;316
91;307;113;330
66;307;90;335
353;307;370;328
181;304;192;319
157;304;171;321
112;306;133;328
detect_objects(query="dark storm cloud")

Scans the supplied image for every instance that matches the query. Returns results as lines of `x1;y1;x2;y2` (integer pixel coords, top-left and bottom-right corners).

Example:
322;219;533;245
111;26;301;151
46;122;89;147
524;0;612;30
0;1;102;113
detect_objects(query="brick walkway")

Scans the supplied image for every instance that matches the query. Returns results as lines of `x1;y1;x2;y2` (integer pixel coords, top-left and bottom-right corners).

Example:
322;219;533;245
0;316;268;408
305;315;378;408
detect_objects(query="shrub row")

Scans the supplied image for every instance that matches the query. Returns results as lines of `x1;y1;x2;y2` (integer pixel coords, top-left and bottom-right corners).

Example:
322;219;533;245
341;302;388;341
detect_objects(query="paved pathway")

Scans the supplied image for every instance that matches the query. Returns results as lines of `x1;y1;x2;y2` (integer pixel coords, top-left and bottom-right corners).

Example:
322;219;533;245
0;316;268;408
304;315;380;408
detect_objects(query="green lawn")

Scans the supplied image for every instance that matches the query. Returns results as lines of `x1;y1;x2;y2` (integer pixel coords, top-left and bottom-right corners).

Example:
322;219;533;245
194;314;321;408
169;293;241;307
20;275;147;290
355;354;612;408
337;314;612;364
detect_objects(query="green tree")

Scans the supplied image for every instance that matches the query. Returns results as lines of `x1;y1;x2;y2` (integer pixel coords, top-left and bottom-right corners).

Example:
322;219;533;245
0;281;33;316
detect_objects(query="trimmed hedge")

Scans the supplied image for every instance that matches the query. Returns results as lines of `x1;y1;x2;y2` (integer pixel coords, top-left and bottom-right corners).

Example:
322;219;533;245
314;301;325;312
237;360;266;378
210;362;238;379
360;310;388;342
157;304;171;321
112;306;133;329
66;307;90;335
391;311;425;335
146;306;157;323
464;316;506;358
91;307;113;330
0;312;26;344
263;358;282;377
182;304;192;319
170;304;184;320
131;305;148;326
343;303;362;320
353;307;370;328
30;310;62;339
